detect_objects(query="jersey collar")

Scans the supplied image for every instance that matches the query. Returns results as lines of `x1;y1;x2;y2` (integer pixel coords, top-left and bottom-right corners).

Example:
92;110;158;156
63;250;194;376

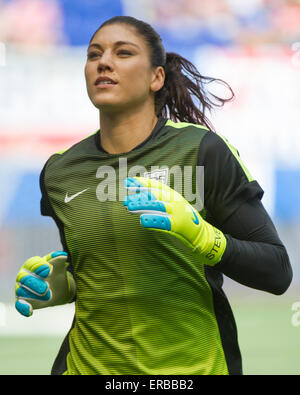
94;116;168;155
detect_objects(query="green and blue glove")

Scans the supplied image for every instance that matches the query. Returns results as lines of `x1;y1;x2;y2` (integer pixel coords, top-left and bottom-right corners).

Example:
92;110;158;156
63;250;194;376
15;251;76;317
123;177;227;266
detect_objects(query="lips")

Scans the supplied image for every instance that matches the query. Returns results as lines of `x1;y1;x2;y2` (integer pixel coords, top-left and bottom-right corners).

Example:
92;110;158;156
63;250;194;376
95;76;117;86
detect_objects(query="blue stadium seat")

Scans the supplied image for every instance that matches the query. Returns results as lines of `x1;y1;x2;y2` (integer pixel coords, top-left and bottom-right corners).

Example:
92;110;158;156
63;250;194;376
4;172;47;224
275;169;300;222
59;0;124;46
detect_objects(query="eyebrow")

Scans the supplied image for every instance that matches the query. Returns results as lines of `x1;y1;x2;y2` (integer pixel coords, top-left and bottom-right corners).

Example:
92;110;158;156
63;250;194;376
87;41;140;51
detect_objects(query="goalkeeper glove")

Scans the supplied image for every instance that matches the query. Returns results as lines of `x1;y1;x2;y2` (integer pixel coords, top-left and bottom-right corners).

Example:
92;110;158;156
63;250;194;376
123;177;227;266
15;251;76;317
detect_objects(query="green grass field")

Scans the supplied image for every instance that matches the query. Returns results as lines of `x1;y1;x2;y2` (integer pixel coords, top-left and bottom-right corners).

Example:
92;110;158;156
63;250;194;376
0;294;299;375
229;295;300;375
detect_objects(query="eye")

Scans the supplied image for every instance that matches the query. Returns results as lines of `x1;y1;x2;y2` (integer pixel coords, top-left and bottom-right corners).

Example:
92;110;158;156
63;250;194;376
87;51;101;60
117;50;132;57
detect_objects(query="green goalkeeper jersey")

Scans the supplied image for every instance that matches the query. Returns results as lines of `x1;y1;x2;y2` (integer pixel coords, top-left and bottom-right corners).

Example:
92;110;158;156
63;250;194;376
40;117;263;375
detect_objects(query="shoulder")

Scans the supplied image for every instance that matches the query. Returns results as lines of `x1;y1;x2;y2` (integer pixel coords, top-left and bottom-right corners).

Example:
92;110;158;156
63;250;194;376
198;130;254;182
159;119;210;149
43;130;99;173
164;119;209;135
198;131;264;224
198;129;234;156
164;121;247;176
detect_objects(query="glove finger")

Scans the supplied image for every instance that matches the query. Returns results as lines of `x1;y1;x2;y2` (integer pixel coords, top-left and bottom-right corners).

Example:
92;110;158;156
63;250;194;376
125;177;166;200
125;177;183;205
140;214;171;231
23;256;52;279
124;194;167;214
46;252;69;279
15;299;33;317
16;272;49;296
126;179;201;225
41;251;69;280
123;190;152;205
125;176;170;192
44;251;69;272
44;251;68;262
15;283;51;301
124;177;145;189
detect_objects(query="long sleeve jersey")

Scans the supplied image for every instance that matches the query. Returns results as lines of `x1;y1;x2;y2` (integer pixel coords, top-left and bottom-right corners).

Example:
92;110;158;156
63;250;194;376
40;117;292;375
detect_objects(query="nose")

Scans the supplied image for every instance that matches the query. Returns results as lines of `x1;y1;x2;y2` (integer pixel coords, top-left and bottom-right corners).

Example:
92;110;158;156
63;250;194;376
97;50;114;73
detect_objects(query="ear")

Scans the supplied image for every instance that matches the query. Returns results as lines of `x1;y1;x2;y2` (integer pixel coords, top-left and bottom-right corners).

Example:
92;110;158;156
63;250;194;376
150;66;165;93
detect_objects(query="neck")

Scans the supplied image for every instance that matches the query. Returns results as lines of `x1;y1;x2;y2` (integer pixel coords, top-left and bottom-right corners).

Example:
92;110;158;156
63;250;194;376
99;103;158;154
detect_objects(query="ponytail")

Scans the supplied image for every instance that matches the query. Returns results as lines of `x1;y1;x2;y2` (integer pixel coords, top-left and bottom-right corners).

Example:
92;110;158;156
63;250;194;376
156;52;234;130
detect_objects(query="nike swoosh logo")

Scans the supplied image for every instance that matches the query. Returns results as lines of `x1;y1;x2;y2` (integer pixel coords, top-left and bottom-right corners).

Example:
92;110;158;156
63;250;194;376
191;208;200;225
64;188;89;203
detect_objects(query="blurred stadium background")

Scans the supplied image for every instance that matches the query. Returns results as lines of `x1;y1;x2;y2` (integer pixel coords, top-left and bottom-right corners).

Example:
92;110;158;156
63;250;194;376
0;0;300;375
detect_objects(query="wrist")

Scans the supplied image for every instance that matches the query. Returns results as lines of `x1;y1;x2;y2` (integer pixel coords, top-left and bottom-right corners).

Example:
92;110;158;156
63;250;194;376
193;221;227;266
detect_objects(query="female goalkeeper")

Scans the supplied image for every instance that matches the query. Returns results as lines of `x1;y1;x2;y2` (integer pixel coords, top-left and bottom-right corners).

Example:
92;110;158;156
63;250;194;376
15;16;292;375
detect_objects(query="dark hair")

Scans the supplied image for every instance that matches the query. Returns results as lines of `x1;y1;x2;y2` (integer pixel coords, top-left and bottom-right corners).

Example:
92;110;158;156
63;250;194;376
91;16;234;131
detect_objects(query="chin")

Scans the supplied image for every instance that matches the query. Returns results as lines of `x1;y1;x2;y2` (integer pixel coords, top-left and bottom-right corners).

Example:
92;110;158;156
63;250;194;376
94;101;125;114
90;93;149;114
90;95;118;109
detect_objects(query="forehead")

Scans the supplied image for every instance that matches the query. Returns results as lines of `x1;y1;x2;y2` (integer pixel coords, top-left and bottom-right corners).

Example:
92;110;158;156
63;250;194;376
91;23;147;49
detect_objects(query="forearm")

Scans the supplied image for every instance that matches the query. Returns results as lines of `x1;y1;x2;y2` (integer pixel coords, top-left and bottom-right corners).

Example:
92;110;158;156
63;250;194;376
212;198;293;295
215;236;292;295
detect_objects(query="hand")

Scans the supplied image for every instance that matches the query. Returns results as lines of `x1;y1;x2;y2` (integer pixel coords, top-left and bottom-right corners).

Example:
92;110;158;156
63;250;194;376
123;177;226;266
15;251;76;317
